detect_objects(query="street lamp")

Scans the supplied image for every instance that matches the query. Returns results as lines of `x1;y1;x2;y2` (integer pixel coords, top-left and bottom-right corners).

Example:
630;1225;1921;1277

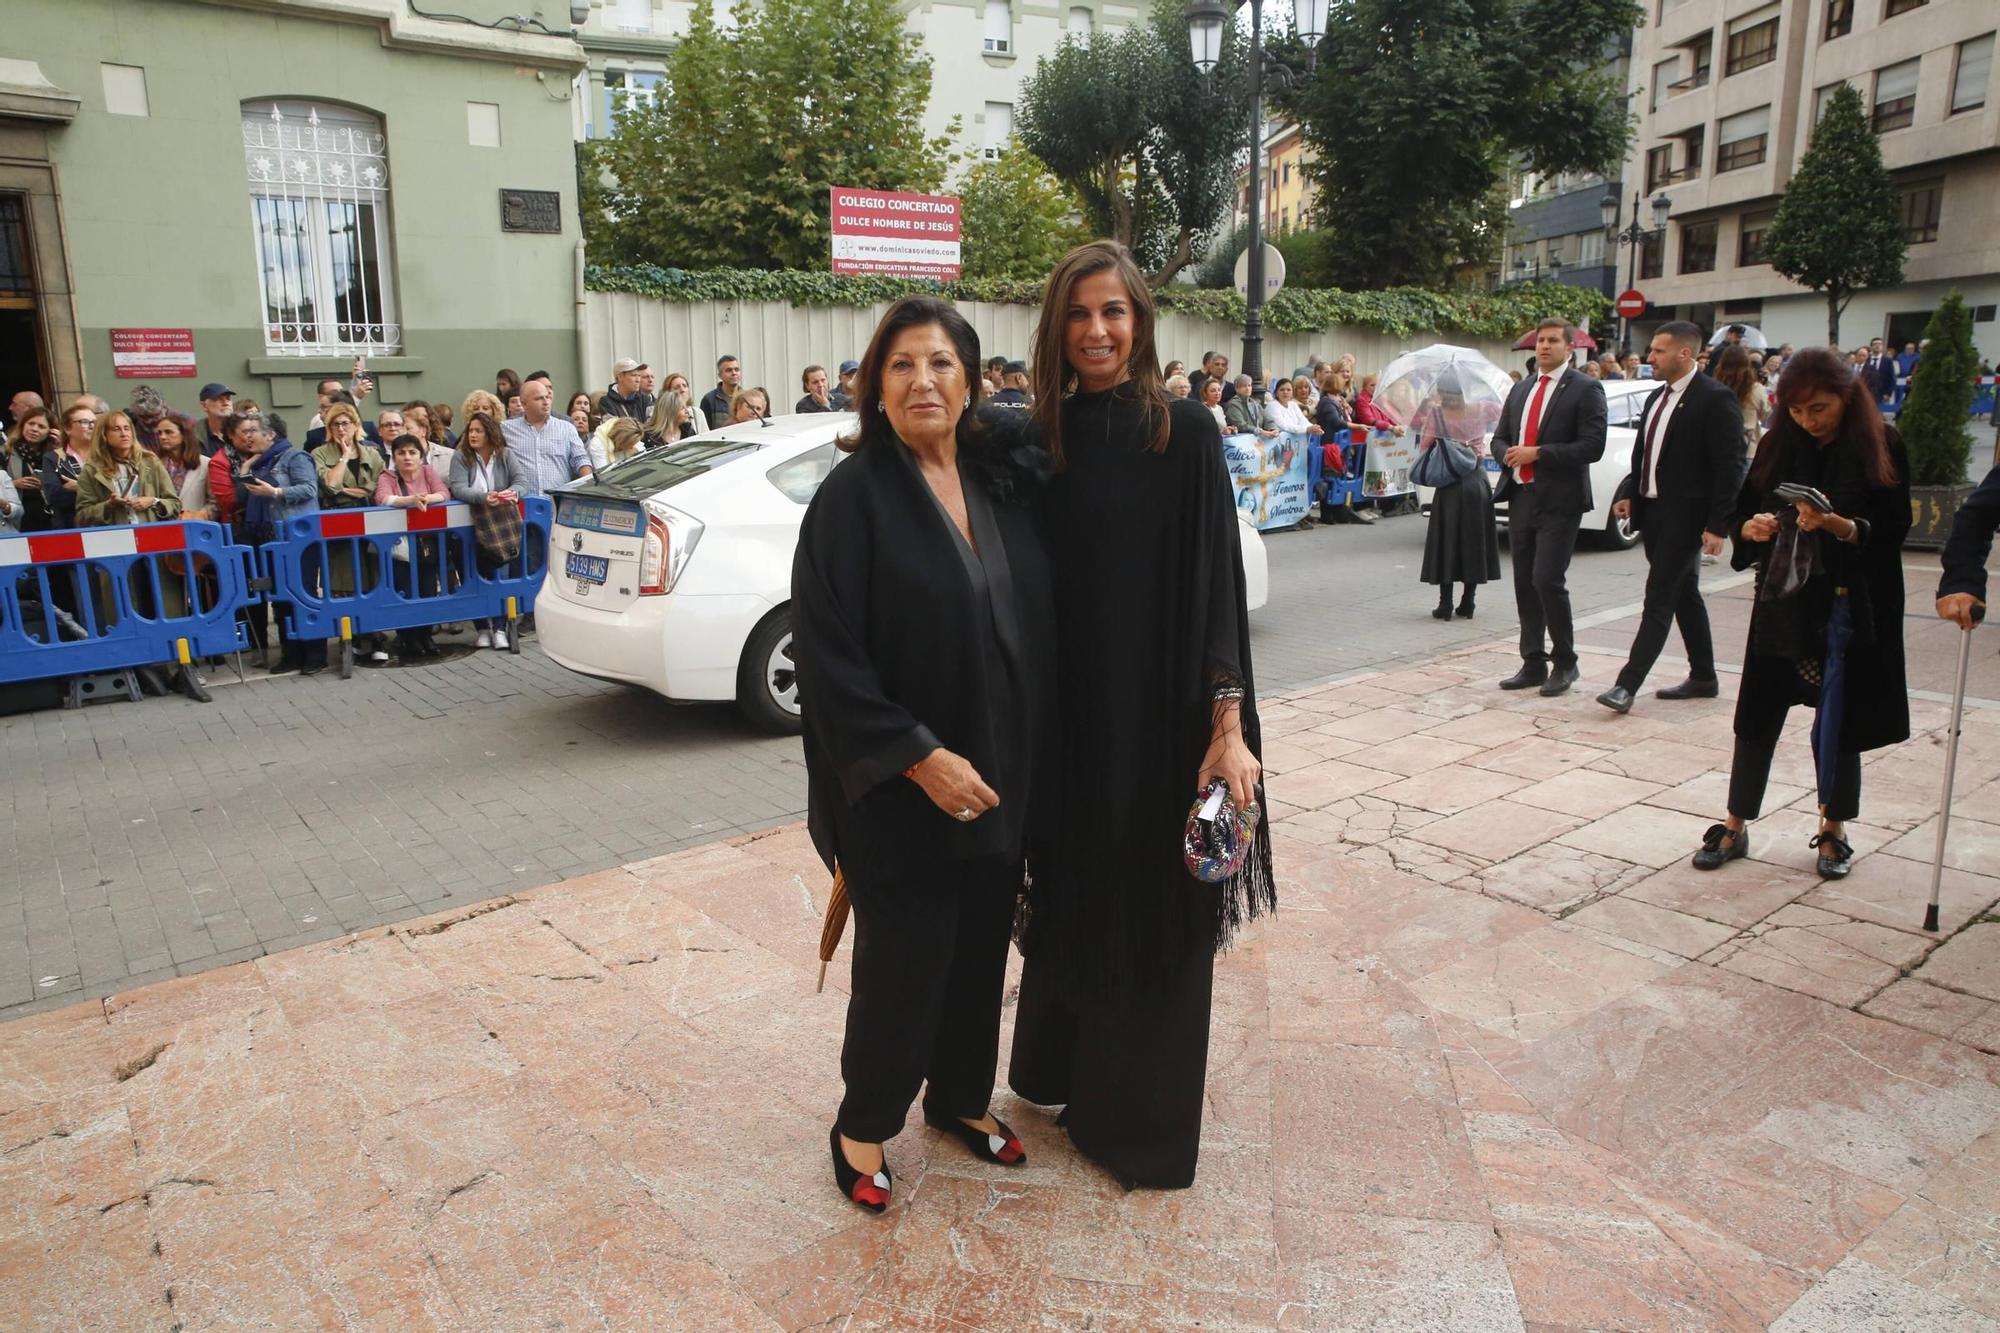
1603;191;1672;355
1187;0;1325;396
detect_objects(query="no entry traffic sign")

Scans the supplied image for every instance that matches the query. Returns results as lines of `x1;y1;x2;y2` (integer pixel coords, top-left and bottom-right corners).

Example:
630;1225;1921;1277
1615;289;1648;320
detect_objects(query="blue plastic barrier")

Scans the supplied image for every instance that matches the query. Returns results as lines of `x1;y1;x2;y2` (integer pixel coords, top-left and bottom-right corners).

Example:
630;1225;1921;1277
0;521;254;690
260;499;550;676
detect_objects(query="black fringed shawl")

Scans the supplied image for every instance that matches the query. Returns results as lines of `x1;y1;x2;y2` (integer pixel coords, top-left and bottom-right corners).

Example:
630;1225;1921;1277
1019;384;1277;1000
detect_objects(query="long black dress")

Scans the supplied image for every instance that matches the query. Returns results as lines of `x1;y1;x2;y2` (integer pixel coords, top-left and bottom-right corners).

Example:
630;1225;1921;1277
1416;404;1502;589
1008;384;1275;1189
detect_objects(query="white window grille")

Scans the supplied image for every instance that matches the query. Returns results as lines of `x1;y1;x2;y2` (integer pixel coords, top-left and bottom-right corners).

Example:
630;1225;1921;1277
982;101;1012;160
603;70;663;134
242;100;398;356
984;1;1012;53
614;0;652;32
1953;34;1993;114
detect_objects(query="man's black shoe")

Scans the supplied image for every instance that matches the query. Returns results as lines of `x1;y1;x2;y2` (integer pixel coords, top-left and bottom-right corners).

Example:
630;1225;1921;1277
1809;832;1854;879
1656;677;1721;700
1595;685;1635;714
1499;665;1548;691
1539;665;1580;697
1692;823;1749;871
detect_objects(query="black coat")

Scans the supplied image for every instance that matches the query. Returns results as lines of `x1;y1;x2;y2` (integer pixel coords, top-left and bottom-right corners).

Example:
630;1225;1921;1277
792;426;1057;884
1490;368;1608;517
1628;372;1746;540
1729;427;1912;752
1939;464;2000;603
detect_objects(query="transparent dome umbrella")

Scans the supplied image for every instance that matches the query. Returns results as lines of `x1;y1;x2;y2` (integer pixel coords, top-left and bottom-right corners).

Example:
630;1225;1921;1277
1372;345;1515;430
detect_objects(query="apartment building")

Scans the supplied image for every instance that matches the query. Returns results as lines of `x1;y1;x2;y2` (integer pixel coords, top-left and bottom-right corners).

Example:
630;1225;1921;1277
575;0;1140;163
1623;0;1999;360
1229;120;1317;239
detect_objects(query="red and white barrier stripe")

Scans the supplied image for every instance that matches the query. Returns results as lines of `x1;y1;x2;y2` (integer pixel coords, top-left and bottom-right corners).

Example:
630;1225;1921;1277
0;525;188;567
315;506;473;539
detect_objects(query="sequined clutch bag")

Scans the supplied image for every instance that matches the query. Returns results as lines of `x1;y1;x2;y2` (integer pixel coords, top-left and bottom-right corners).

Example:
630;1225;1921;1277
1184;779;1260;884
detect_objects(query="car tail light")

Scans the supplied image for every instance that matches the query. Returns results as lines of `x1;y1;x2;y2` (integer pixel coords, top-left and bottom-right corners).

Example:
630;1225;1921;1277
638;500;703;595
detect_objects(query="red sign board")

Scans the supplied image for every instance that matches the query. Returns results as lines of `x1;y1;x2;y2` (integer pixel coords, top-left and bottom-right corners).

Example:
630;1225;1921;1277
829;187;962;280
110;328;197;378
1615;289;1648;320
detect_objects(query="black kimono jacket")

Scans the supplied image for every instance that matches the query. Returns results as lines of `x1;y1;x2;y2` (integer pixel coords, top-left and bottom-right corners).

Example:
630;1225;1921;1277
1728;426;1911;752
791;423;1057;885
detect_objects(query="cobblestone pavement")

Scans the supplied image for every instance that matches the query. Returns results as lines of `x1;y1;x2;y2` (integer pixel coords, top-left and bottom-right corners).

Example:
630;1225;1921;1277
0;511;1974;1018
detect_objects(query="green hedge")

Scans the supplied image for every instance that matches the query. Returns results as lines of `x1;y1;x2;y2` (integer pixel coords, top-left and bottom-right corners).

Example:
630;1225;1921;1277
584;264;1609;339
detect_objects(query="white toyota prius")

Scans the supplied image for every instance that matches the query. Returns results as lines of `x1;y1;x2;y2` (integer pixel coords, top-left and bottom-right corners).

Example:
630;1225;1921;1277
536;413;1269;732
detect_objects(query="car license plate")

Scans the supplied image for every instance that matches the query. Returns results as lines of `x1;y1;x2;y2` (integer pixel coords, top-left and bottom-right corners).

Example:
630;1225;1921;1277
566;552;609;584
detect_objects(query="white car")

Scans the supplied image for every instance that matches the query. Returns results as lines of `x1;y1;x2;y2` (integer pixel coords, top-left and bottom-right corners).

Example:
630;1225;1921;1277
535;413;1270;732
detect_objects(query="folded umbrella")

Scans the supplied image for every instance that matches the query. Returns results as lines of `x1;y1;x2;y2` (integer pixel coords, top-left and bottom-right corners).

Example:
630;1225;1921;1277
816;868;849;993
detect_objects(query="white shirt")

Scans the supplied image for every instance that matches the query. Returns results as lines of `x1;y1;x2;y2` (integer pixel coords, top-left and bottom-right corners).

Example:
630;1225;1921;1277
1641;367;1698;499
1518;363;1568;482
1268;399;1314;435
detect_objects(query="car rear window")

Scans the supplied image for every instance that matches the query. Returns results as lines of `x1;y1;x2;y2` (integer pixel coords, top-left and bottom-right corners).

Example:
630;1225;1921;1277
593;439;766;493
767;443;843;504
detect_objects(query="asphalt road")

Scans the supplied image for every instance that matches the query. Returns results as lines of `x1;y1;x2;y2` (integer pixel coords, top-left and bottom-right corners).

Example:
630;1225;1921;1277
1;509;1666;1018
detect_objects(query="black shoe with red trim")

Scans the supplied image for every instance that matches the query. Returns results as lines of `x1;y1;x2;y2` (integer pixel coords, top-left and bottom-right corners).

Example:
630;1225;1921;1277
829;1125;892;1214
924;1110;1028;1166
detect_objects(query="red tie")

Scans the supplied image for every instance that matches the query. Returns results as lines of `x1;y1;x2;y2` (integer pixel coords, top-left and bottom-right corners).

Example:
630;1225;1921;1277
1518;376;1549;482
1640;389;1669;497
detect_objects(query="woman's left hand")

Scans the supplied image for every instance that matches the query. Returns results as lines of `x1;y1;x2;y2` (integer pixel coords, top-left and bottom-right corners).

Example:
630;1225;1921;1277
1795;502;1853;538
1198;731;1262;811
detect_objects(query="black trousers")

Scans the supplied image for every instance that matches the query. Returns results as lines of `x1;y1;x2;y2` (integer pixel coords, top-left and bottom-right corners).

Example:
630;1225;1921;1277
835;856;1017;1144
1508;487;1583;670
1009;938;1215;1190
1616;519;1714;692
1727;731;1862;823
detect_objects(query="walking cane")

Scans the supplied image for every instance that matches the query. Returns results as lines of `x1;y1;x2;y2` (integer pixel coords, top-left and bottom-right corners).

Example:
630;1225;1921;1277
1927;609;1983;932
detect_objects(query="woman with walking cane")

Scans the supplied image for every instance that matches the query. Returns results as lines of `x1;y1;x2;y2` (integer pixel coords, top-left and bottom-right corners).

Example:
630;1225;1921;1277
792;296;1057;1215
1932;463;1999;928
1689;348;1910;880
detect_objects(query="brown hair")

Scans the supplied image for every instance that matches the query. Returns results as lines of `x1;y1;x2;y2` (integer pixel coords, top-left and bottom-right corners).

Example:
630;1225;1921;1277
1711;344;1759;406
1749;346;1897;493
456;411;505;465
7;406;55;459
1029;240;1169;467
149;414;202;471
838;296;985;455
1535;317;1576;344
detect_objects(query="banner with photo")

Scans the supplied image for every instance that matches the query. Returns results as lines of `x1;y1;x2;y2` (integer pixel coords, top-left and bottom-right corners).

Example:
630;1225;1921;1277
1222;430;1311;530
1361;429;1417;498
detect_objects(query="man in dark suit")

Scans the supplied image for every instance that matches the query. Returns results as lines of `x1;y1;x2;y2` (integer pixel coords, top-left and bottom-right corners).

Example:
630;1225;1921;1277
1863;338;1898;405
1597;321;1746;714
1491;319;1608;697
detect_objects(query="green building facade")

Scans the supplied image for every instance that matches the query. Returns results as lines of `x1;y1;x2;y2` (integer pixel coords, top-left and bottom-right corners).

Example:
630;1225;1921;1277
0;0;586;419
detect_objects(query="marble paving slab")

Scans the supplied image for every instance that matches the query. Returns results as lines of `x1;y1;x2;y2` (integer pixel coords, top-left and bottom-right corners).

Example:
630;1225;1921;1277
5;644;1999;1330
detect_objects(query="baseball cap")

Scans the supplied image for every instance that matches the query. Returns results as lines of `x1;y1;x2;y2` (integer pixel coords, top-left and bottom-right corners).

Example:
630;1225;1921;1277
199;382;234;401
612;357;647;374
838;360;860;375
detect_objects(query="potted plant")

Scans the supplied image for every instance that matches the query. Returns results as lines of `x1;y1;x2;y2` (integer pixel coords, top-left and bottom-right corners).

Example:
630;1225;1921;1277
1899;292;1981;548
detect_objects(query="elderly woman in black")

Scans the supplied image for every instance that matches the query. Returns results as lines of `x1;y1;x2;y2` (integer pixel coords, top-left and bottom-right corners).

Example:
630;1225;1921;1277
792;295;1056;1215
1691;347;1910;880
1008;240;1272;1190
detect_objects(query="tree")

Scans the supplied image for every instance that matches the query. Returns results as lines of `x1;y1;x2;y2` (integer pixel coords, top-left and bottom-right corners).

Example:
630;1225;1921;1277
1761;83;1906;346
955;148;1091;281
1285;0;1639;289
579;0;956;270
1898;293;1980;487
1016;7;1252;286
